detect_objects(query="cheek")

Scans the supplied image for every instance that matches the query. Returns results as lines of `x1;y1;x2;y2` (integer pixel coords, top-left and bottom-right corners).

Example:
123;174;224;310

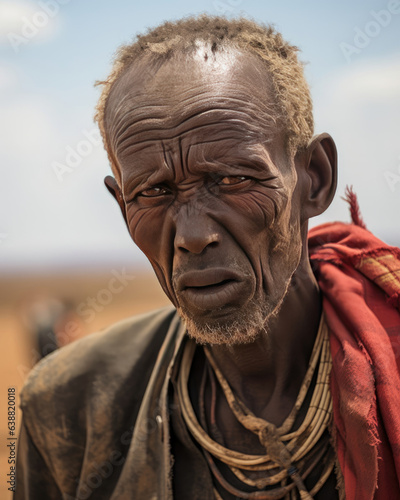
222;187;291;255
222;188;279;234
126;205;170;263
126;204;178;303
224;189;301;286
262;198;303;283
215;192;280;286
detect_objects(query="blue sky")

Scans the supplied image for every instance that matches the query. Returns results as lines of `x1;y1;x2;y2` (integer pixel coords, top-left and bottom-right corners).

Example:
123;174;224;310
0;0;399;271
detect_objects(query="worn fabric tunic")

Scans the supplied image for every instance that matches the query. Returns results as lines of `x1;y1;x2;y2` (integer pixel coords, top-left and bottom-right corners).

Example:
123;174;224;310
14;222;400;499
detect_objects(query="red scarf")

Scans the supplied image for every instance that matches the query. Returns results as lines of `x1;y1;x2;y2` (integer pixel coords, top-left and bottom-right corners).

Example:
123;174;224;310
309;221;400;500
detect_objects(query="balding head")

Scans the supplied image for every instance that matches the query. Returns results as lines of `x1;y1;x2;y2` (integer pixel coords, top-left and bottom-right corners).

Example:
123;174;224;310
104;47;289;185
95;15;314;183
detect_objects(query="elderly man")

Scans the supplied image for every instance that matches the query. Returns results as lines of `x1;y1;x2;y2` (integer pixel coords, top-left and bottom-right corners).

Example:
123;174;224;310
15;16;400;500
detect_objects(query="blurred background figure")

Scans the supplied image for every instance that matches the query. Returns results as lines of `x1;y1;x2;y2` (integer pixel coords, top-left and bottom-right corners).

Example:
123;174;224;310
20;296;86;360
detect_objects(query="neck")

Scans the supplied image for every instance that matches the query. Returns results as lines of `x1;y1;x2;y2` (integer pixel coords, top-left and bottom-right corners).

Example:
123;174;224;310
208;261;321;422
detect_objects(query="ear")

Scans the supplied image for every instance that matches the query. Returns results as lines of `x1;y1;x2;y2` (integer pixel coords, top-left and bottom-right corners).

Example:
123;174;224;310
296;133;337;221
104;175;128;225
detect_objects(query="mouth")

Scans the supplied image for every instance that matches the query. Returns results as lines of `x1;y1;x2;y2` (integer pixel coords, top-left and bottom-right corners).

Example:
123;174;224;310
186;278;236;292
175;268;250;312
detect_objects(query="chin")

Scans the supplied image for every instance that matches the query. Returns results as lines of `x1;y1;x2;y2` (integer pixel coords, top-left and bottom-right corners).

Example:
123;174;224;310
178;288;287;346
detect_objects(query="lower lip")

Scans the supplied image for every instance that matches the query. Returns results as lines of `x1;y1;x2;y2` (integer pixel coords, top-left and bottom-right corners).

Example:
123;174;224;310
179;280;246;311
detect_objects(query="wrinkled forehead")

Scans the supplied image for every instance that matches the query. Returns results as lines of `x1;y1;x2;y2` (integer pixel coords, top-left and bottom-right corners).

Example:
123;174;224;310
104;45;282;150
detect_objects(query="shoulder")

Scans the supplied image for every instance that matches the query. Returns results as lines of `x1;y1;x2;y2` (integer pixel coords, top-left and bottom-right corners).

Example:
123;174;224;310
20;305;179;421
17;306;181;494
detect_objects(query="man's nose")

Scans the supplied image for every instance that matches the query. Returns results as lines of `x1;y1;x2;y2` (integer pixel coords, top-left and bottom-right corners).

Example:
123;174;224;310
173;204;221;254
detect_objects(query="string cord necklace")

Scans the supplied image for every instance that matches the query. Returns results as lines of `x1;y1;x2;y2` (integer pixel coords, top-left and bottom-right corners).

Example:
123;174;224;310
177;315;335;499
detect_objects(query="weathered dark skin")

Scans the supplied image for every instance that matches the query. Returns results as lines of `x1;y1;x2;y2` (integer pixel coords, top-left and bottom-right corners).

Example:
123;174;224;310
104;47;338;498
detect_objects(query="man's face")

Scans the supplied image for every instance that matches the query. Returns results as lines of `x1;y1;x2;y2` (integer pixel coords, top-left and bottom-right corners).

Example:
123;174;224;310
105;47;305;345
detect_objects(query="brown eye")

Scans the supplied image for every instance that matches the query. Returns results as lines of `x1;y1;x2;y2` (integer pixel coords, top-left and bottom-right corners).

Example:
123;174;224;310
218;176;248;185
139;186;168;197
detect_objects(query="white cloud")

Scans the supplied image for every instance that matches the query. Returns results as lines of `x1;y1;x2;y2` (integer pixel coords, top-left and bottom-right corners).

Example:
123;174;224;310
0;2;37;35
0;1;61;48
0;97;58;164
0;65;19;91
326;58;400;102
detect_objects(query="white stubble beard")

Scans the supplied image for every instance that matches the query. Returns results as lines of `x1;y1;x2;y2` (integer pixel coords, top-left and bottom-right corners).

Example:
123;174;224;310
177;274;293;346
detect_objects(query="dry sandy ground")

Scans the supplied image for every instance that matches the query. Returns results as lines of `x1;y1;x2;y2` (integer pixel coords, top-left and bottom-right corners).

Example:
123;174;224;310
0;270;170;499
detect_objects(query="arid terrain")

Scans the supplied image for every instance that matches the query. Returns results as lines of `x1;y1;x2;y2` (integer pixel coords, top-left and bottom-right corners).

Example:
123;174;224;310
0;270;170;499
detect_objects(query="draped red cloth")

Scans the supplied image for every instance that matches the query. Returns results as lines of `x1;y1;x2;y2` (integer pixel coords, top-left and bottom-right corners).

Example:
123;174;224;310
309;221;400;500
